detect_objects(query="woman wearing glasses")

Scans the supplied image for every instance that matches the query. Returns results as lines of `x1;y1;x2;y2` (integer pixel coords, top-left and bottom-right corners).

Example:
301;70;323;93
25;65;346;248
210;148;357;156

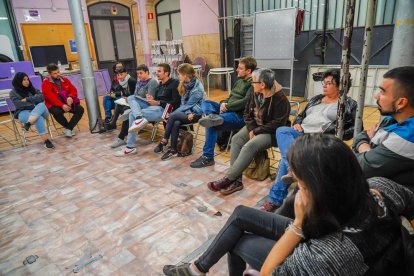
261;69;358;213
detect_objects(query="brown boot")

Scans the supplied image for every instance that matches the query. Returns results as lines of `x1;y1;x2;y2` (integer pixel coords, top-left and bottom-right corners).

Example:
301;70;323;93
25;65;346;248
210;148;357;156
219;178;243;195
207;177;234;192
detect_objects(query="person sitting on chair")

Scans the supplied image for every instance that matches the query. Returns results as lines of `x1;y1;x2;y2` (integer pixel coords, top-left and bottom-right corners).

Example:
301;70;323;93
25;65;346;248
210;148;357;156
206;68;291;196
353;66;414;191
154;63;204;161
190;56;257;168
10;72;54;149
102;61;123;123
261;69;357;212
105;67;137;132
163;134;414;276
41;63;84;138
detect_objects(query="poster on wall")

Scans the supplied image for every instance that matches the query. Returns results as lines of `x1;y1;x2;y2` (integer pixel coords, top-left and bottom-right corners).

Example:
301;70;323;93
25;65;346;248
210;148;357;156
23;9;41;22
69;40;77;53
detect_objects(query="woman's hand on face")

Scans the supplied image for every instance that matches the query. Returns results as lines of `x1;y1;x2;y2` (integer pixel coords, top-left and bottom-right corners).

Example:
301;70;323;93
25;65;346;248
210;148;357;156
293;186;308;228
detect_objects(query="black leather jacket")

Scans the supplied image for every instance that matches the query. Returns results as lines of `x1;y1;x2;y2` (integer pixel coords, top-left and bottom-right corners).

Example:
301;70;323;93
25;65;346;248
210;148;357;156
293;94;358;140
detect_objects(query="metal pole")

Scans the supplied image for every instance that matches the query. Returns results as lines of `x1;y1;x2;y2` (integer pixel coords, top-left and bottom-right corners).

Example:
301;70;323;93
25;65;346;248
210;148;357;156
67;0;104;133
354;0;377;137
336;0;356;140
389;0;414;69
218;0;226;90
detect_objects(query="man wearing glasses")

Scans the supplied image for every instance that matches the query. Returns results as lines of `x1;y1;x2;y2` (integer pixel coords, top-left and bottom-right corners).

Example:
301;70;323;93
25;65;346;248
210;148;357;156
261;69;358;212
190;57;257;168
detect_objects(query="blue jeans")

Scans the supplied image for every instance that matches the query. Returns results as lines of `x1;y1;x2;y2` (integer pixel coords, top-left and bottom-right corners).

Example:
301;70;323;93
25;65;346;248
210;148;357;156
201;100;245;158
268;127;302;205
103;95;118;119
126;101;164;148
127;95;150;119
18;103;49;135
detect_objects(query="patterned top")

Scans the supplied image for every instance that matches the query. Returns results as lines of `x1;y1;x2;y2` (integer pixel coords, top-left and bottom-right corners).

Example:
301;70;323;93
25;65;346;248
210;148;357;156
273;177;414;276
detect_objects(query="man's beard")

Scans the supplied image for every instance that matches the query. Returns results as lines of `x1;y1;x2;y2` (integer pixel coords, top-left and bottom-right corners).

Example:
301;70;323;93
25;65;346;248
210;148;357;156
377;100;398;116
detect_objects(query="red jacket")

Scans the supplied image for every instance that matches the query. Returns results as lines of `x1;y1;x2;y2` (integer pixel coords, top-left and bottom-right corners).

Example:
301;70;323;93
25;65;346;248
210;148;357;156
41;76;78;109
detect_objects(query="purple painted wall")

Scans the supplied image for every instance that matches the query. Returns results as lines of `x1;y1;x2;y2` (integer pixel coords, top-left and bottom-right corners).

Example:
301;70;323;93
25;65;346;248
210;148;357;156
179;0;219;36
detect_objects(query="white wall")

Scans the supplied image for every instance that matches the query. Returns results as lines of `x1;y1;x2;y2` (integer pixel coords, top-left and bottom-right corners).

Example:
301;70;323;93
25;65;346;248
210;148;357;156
11;0;89;45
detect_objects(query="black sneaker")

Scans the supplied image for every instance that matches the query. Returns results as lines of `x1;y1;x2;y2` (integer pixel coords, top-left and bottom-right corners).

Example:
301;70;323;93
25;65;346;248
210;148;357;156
190;155;215;168
24;122;31;131
104;117;112;124
161;149;177;160
44;139;55;149
154;142;165;153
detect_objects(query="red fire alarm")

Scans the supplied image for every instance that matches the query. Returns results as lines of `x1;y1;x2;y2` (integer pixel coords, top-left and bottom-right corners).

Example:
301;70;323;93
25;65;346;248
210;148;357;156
147;12;154;20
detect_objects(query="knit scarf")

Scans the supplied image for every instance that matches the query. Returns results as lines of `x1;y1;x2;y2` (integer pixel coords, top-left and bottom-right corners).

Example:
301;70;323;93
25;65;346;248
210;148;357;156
118;74;131;88
183;77;197;93
136;78;150;91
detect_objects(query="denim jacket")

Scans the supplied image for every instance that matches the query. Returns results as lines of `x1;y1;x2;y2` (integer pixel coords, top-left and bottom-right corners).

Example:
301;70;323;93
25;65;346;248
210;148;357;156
173;79;205;115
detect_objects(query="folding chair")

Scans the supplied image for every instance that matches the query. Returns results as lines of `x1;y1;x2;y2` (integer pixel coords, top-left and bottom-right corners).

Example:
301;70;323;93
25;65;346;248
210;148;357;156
19;118;54;147
0;90;23;148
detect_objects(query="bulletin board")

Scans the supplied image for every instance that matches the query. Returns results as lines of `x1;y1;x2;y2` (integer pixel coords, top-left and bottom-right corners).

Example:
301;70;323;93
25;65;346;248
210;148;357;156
21;23;96;63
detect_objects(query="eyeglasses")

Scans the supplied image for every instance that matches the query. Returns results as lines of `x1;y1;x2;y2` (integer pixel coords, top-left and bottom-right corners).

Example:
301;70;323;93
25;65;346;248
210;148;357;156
321;81;335;86
252;81;261;84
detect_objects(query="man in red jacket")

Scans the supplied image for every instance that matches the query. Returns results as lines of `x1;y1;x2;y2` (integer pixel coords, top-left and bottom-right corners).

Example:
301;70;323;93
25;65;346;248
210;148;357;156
42;63;84;137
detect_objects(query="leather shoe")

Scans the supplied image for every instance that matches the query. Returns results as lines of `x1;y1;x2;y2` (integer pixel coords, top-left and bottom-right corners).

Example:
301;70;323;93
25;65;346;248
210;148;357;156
207;177;234;192
219;179;243;195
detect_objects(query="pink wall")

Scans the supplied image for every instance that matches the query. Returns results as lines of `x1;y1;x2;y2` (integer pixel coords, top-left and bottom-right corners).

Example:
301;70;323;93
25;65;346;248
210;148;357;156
179;0;219;36
11;0;89;45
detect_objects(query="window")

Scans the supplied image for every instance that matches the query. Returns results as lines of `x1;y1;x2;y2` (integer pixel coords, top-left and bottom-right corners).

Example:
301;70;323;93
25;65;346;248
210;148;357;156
155;0;182;40
226;0;397;32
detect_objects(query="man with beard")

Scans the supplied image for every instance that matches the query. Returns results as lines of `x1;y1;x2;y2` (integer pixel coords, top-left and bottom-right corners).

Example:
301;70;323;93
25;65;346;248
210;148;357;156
353;66;414;191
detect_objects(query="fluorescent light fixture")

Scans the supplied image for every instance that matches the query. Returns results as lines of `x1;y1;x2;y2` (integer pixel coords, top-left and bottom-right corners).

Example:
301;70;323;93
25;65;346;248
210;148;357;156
0;17;9;20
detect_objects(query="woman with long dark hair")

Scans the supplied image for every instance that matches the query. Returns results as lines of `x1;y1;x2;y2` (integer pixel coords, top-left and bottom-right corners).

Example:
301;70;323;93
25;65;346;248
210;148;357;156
163;133;414;276
9;72;54;149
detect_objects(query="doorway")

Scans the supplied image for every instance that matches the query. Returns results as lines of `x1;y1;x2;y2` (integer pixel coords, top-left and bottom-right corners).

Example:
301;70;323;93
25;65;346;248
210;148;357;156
88;2;136;78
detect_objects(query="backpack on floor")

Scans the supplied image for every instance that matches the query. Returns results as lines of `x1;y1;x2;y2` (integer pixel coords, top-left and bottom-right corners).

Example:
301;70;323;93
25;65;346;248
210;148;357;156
243;150;270;181
177;130;193;157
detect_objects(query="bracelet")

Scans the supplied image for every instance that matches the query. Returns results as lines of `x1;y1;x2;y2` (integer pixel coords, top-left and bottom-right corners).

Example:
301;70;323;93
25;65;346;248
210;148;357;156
287;224;305;239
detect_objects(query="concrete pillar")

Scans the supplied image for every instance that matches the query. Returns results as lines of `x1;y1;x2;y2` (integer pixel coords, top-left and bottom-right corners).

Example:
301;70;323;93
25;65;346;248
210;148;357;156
389;0;414;68
68;0;104;133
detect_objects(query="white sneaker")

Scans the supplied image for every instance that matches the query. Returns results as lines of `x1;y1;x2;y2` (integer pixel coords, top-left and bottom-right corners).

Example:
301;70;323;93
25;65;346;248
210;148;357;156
119;109;132;122
110;138;126;148
128;117;149;133
71;129;76;136
64;128;72;138
114;147;137;157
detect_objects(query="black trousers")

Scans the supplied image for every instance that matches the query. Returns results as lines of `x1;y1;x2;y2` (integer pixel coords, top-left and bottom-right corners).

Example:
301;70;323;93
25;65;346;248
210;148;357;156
49;105;84;131
194;205;292;276
163;112;200;150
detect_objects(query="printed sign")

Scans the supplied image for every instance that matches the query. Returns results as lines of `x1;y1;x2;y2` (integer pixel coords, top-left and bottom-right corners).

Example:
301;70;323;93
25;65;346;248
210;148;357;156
23;9;41;22
147;12;154;20
69;40;77;53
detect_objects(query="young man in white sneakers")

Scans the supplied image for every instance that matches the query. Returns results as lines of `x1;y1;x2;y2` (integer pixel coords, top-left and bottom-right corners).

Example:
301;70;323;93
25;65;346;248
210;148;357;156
114;63;180;156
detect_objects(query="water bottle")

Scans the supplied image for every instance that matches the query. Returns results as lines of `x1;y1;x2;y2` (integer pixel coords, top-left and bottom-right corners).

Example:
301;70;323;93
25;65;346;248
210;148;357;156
10;66;15;78
57;60;62;71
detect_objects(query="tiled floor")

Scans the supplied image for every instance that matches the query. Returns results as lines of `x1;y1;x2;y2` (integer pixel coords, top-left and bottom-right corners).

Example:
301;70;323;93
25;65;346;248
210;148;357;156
0;89;380;275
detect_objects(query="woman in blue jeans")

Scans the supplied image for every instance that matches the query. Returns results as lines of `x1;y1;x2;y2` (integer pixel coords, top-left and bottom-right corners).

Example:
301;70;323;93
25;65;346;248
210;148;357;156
9;72;54;149
163;134;413;276
261;69;357;212
154;63;205;160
